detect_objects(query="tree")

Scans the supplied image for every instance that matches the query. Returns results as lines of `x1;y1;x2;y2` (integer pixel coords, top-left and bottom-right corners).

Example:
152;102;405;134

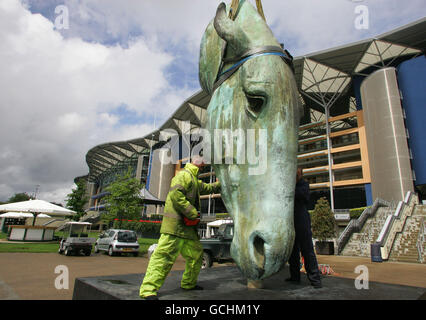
66;180;89;221
7;192;34;203
103;167;143;228
311;197;336;241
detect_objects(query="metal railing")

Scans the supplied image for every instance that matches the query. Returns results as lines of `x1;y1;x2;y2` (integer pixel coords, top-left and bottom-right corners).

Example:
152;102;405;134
199;228;207;239
417;217;425;263
337;198;390;254
374;191;418;261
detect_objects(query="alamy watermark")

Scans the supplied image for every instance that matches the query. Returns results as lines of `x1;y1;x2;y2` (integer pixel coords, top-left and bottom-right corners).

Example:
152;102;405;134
54;5;69;30
54;265;69;290
157;122;268;176
354;265;369;290
350;0;369;30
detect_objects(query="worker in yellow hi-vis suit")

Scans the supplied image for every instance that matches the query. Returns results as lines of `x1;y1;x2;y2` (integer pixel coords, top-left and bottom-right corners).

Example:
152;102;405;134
139;156;221;300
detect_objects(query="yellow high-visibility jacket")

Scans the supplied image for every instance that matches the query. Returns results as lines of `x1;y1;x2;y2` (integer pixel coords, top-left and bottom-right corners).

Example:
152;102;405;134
160;163;221;240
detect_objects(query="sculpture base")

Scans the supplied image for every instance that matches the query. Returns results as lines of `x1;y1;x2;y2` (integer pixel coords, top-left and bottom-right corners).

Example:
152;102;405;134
73;266;425;300
247;279;264;289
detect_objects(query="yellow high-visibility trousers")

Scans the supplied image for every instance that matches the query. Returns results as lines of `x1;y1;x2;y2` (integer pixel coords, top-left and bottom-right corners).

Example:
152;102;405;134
139;233;203;298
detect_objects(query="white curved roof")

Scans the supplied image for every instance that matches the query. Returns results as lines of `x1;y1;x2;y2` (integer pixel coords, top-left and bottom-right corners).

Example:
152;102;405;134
85;18;426;182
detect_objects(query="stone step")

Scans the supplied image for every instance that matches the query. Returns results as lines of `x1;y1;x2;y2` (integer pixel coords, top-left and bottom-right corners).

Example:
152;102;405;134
394;251;418;255
394;248;418;253
394;246;420;250
393;259;420;264
391;255;420;260
394;246;419;250
394;254;420;260
390;257;419;261
393;250;418;255
395;254;419;259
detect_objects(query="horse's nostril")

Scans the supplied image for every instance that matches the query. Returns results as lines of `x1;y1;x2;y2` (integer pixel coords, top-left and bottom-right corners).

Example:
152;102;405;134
252;235;266;272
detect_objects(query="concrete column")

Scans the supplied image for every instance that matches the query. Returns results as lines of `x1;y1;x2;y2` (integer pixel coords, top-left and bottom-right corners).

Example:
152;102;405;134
146;149;175;215
87;182;96;208
135;155;144;182
361;67;414;202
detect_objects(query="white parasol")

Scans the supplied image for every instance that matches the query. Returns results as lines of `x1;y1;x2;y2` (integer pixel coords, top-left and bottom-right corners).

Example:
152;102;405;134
0;200;74;225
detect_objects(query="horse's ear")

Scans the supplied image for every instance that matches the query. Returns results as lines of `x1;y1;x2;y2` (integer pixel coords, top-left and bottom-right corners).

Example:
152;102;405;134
213;2;232;41
213;2;250;56
198;3;230;95
199;19;225;95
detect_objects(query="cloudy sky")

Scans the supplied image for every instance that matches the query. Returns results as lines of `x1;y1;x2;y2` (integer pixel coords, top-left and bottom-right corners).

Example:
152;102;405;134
0;0;425;204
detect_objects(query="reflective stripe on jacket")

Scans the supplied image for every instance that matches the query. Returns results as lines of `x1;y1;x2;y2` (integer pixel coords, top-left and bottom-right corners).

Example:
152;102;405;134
160;163;221;240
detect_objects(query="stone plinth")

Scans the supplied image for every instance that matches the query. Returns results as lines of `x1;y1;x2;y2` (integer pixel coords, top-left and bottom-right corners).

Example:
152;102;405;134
73;266;425;300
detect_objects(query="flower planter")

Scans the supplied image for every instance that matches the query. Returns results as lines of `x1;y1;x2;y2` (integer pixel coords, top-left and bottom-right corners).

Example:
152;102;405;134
315;241;335;255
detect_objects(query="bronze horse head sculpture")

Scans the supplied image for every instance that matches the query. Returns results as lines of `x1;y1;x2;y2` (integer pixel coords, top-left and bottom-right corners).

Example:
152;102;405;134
199;0;301;280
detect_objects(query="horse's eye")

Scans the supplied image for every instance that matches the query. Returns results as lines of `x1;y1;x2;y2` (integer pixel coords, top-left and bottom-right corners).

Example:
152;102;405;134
245;93;266;119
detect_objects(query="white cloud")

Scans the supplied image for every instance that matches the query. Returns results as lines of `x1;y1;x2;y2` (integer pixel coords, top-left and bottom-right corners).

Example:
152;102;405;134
0;184;15;201
58;0;220;52
34;0;426;57
109;123;157;143
1;0;424;204
58;112;88;133
0;0;189;203
264;0;426;56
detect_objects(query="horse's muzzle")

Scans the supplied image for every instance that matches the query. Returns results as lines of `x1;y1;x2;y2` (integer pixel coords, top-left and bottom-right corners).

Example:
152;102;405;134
231;224;293;280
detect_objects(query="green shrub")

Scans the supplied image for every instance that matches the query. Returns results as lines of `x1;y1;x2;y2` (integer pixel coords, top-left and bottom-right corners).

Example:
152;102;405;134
215;213;230;219
148;214;163;221
113;220;161;235
311;197;336;241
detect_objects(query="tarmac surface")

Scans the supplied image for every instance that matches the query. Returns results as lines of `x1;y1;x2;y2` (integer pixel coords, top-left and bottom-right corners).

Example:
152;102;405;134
0;252;425;300
0;252;188;299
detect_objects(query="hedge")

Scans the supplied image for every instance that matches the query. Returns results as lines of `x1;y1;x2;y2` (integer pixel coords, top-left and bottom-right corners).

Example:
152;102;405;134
309;206;370;220
113;220;162;235
215;213;230;219
349;207;368;220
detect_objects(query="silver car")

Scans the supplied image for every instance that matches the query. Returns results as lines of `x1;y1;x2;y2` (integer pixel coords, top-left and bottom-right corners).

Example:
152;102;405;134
94;229;139;257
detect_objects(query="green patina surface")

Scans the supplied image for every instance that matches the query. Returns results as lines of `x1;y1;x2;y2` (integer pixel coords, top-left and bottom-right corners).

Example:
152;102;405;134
199;1;301;280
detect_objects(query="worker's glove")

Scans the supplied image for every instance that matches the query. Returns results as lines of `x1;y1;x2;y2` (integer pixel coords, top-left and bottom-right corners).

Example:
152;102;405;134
183;211;201;226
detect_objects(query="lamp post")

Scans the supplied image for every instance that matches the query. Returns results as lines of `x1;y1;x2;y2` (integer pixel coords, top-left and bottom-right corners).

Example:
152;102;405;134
324;106;335;212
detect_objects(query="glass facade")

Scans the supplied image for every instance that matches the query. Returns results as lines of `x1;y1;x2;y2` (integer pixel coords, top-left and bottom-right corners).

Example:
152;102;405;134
89;153;150;211
297;110;370;209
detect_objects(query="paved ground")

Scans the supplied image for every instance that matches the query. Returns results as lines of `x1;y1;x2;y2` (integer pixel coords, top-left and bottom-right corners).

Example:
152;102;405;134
0;253;425;300
0;252;188;300
316;255;426;288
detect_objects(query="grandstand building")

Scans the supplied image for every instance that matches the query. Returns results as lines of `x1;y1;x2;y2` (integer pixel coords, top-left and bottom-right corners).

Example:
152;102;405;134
77;18;426;225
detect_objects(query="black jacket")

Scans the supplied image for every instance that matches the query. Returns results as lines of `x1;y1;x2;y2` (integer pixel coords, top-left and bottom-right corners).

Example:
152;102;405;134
294;178;311;231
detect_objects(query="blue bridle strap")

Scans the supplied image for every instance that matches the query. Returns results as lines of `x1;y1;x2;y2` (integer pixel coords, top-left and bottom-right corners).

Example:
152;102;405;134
220;52;288;77
212;46;294;92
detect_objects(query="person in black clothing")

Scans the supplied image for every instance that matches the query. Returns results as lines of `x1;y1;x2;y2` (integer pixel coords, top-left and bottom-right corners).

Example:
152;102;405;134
286;168;322;288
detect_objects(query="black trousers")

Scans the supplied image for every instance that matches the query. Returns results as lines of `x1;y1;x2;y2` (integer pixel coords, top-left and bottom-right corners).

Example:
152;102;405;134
288;227;321;285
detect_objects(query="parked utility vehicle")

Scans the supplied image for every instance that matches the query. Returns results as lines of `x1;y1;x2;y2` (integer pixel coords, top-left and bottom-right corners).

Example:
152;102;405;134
58;222;96;256
200;221;234;268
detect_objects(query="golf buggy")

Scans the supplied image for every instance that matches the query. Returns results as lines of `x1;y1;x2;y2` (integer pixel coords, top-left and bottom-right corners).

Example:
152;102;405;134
58;222;96;256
